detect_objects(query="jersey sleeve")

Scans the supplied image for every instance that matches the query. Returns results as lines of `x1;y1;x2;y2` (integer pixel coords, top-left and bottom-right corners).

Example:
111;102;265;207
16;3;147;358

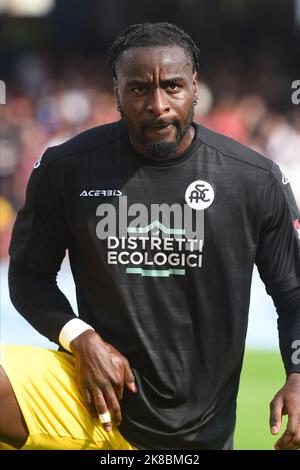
8;147;77;344
9;147;69;273
255;163;300;375
255;162;300;297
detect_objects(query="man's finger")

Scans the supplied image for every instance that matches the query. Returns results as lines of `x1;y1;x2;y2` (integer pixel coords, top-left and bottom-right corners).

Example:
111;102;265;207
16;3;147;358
83;387;97;418
275;432;297;450
286;413;300;435
114;382;124;401
290;431;300;450
103;385;123;427
92;389;112;432
124;362;138;393
76;378;97;418
274;415;300;450
276;436;300;450
269;397;283;435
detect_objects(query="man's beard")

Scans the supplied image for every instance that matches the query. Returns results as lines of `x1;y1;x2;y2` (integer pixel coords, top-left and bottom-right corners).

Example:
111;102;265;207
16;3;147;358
120;105;194;161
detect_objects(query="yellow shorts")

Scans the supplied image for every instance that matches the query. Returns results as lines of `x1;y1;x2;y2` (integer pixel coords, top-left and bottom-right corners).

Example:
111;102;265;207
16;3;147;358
0;344;138;450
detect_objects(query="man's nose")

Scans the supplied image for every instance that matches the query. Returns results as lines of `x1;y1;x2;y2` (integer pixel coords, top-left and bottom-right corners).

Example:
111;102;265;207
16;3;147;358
146;88;170;116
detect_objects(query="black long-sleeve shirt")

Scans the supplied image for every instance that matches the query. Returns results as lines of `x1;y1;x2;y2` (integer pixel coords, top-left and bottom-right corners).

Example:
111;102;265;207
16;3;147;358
8;120;300;449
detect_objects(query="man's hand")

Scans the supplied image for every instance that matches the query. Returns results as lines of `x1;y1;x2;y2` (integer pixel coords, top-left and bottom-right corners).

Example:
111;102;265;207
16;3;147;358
269;372;300;450
70;329;138;432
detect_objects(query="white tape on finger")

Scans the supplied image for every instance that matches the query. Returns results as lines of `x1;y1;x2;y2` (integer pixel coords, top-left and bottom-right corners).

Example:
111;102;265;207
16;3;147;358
99;411;111;423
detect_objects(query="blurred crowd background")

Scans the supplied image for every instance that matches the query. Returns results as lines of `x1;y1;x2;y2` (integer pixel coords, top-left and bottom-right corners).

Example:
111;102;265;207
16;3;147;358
1;0;300;259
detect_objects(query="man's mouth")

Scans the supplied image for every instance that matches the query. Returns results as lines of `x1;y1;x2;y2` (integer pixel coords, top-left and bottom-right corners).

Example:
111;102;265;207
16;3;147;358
151;125;172;129
144;119;176;127
146;122;175;130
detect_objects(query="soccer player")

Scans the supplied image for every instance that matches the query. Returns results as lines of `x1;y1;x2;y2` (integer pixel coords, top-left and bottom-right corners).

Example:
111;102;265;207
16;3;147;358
1;22;300;451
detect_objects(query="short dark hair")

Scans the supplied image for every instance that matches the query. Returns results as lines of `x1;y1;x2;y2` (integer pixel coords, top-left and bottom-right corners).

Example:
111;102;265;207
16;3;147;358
107;22;200;79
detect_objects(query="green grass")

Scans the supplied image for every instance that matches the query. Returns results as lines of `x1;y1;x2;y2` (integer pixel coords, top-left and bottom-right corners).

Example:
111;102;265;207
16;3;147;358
235;349;287;450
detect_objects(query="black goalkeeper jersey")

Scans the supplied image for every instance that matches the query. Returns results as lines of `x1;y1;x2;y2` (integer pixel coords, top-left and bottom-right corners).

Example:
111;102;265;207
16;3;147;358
9;120;300;450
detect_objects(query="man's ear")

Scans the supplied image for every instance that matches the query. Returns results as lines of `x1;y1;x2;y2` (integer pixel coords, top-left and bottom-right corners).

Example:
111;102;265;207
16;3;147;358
193;72;199;99
113;78;121;111
113;77;118;95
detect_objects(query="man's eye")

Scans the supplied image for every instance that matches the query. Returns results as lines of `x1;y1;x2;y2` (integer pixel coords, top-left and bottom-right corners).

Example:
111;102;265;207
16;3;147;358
132;86;146;94
167;83;179;91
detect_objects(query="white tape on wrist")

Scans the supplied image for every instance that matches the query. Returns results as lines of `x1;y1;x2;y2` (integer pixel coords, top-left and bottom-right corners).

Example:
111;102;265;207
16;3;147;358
59;318;94;352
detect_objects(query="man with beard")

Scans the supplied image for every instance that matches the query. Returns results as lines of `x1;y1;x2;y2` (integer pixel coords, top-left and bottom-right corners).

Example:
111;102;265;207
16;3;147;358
1;22;300;451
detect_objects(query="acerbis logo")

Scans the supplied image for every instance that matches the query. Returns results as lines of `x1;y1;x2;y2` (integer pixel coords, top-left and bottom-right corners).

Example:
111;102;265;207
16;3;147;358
80;189;122;197
185;180;214;210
